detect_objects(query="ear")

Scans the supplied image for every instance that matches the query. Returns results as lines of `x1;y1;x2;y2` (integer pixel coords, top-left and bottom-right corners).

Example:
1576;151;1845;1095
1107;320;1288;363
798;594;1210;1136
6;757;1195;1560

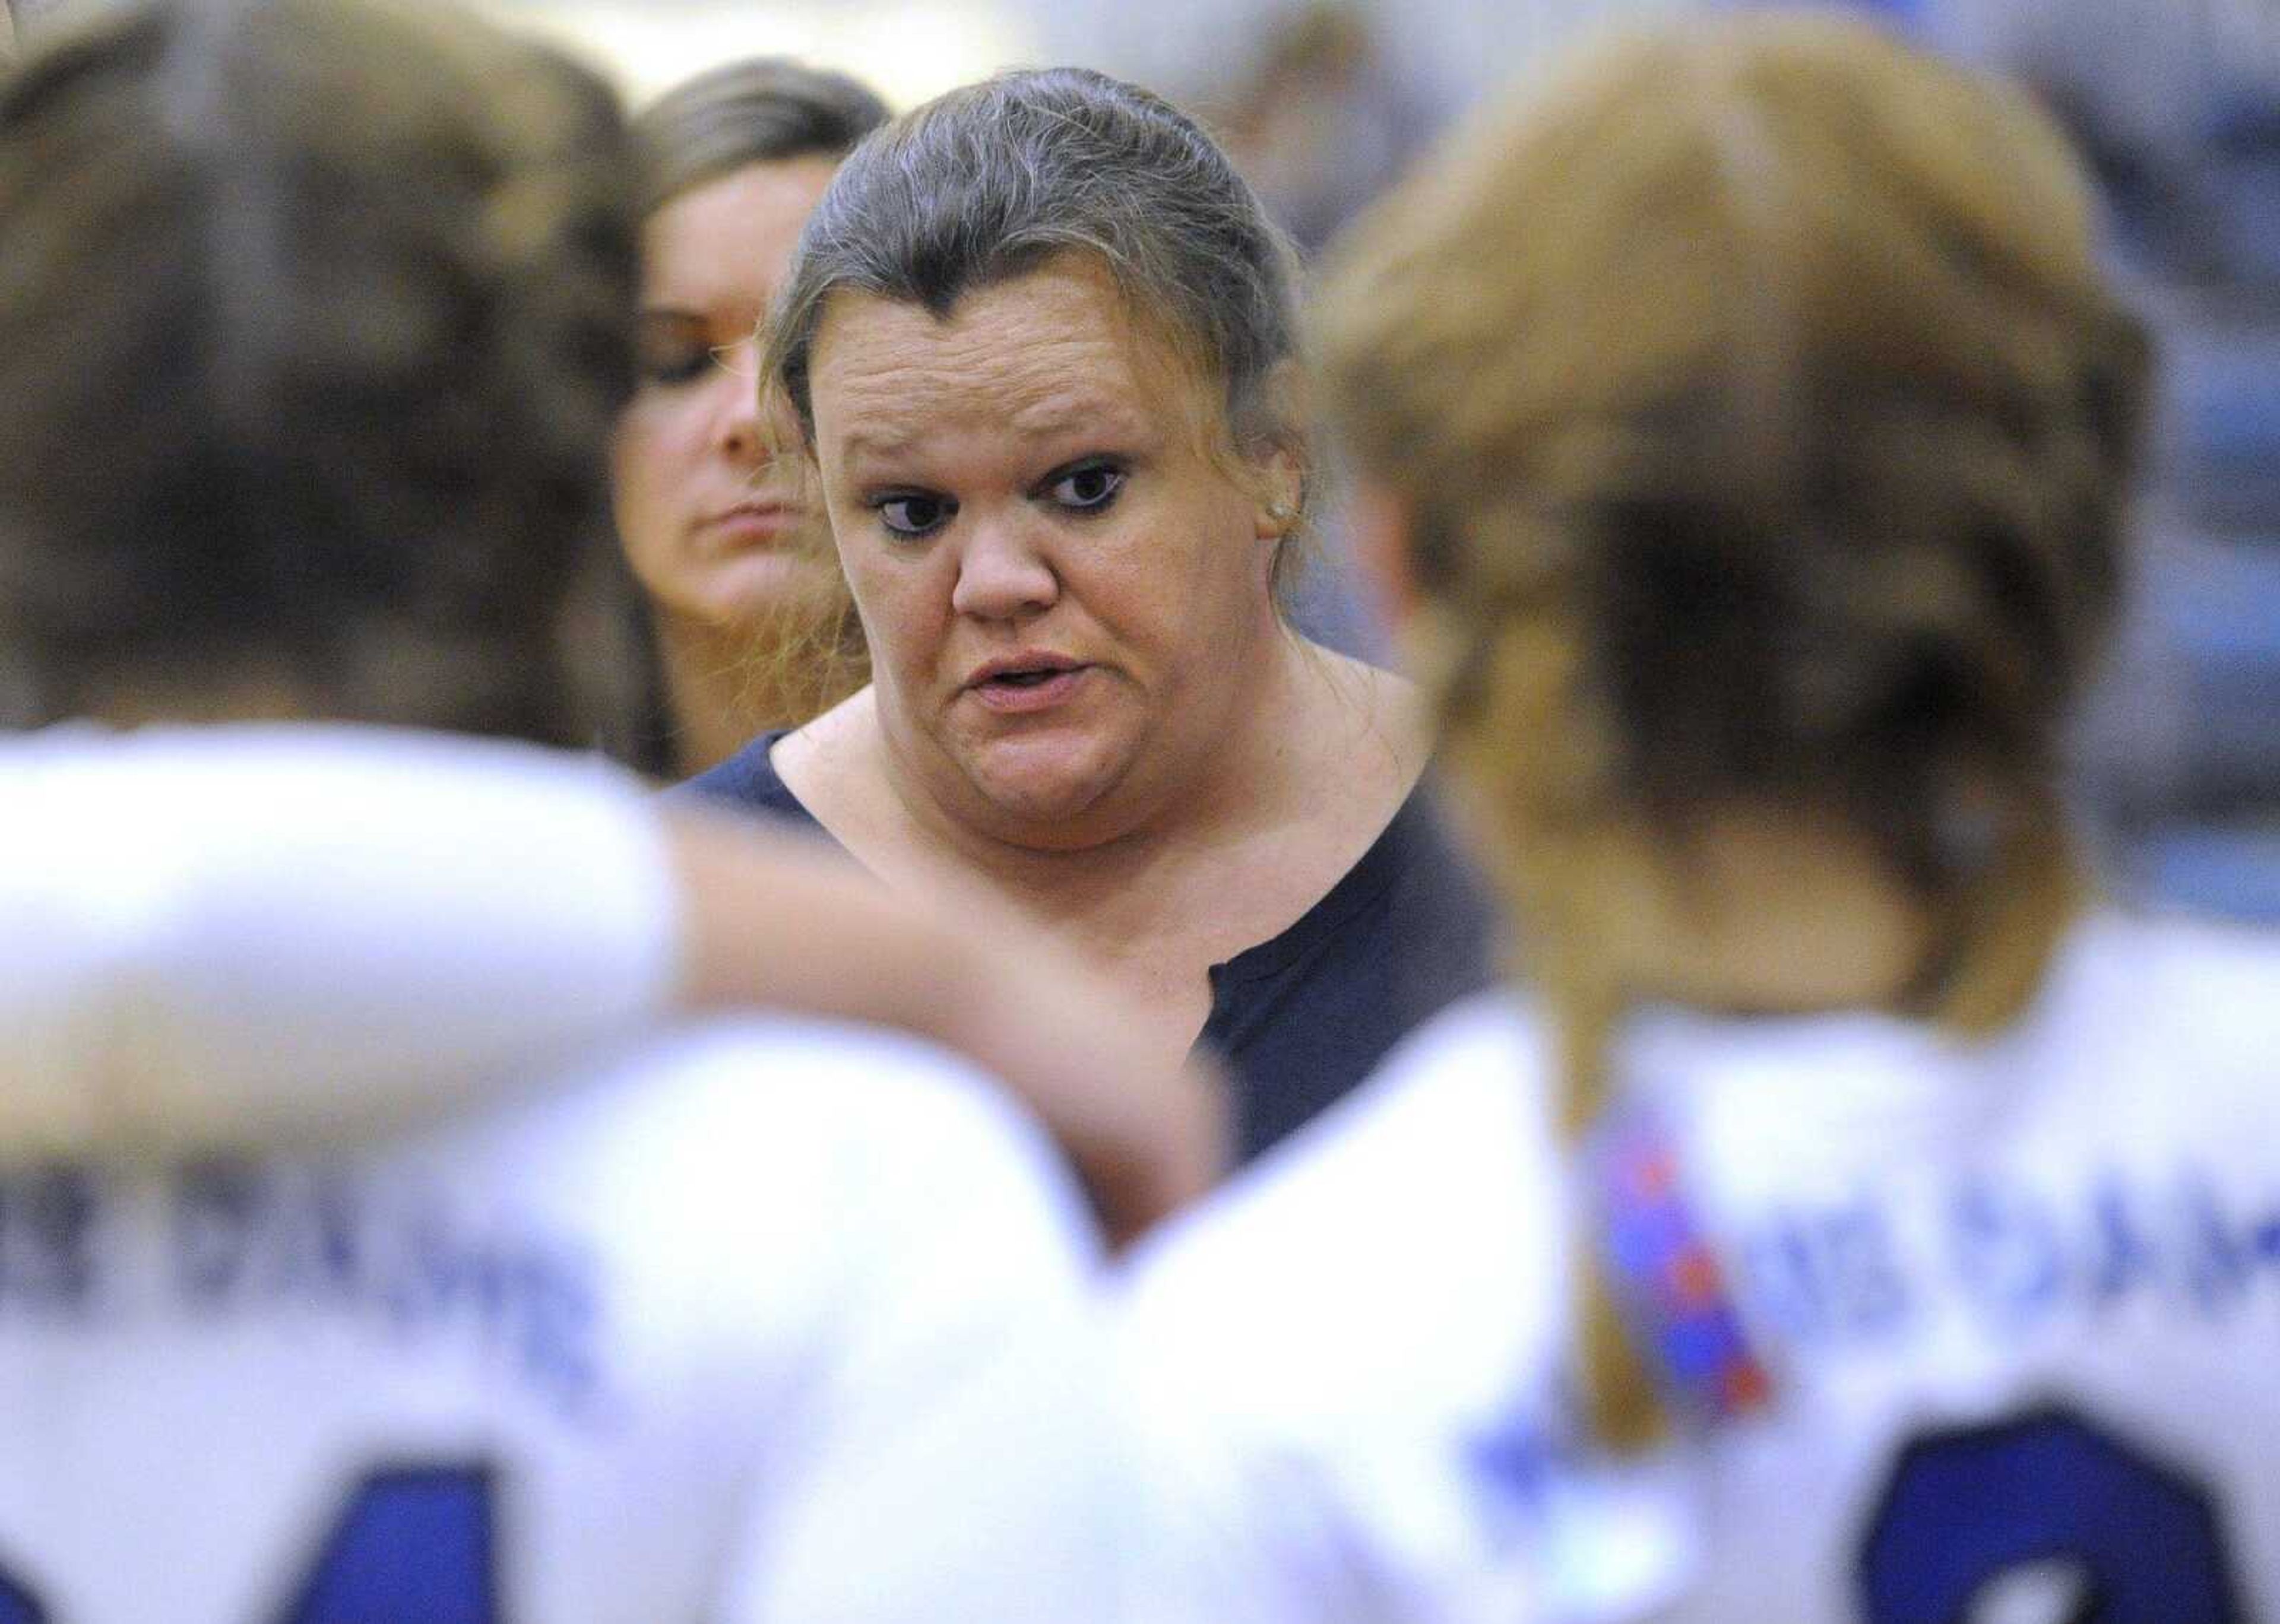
1348;477;1423;633
1246;360;1310;544
1250;443;1307;544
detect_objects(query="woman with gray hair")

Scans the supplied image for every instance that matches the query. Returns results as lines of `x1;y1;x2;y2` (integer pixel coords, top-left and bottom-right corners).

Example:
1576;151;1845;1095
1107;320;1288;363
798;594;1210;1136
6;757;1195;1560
689;68;1498;1159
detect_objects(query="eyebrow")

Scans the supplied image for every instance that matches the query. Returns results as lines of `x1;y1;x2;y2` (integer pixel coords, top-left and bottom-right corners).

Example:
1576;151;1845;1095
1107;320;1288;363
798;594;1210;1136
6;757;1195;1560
835;394;1155;464
837;424;923;460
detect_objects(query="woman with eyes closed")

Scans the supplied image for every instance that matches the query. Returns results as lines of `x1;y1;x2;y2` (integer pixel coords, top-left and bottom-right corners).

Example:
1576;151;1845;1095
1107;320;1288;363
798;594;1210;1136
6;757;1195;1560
610;59;888;778
688;67;1499;1160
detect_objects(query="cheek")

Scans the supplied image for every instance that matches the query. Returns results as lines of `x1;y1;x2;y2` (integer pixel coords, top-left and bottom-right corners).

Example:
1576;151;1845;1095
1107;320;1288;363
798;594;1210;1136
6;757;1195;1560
1139;489;1274;623
847;584;941;690
610;407;679;532
612;399;717;576
828;526;947;675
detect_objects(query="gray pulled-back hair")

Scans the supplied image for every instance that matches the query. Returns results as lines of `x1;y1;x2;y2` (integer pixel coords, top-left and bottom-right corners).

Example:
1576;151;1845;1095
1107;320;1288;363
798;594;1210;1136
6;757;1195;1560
765;66;1308;494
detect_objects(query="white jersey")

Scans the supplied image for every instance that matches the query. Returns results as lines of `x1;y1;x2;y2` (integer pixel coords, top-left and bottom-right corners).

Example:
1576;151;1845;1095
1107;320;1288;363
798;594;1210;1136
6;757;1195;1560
0;1016;1116;1624
1120;909;2280;1623
1;724;682;1153
0;725;1122;1621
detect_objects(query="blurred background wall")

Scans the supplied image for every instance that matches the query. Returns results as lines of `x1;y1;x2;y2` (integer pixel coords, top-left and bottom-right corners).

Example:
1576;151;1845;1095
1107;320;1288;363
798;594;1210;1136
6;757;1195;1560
8;0;1692;109
483;0;1690;112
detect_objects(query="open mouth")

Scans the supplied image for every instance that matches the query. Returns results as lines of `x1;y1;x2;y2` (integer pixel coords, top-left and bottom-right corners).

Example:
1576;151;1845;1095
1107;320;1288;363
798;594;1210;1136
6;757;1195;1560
968;656;1088;711
971;653;1082;687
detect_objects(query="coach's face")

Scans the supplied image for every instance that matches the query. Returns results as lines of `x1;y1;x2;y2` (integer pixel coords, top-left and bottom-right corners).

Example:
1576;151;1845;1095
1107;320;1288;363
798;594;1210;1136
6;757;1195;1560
805;254;1297;851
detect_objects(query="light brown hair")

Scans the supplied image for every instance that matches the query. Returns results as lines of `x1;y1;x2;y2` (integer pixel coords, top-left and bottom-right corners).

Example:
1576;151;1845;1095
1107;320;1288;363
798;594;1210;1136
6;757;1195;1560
634;57;887;216
0;0;639;741
1319;11;2152;1447
600;58;891;774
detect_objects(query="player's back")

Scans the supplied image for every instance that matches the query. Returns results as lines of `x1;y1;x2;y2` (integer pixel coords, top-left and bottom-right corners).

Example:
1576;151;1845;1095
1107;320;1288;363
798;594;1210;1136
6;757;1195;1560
1644;906;2280;1621
0;1016;1106;1623
1121;908;2280;1621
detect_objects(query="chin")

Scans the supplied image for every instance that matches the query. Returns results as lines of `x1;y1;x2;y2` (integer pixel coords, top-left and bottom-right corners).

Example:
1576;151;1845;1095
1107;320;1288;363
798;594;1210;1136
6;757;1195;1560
959;732;1137;839
703;560;844;635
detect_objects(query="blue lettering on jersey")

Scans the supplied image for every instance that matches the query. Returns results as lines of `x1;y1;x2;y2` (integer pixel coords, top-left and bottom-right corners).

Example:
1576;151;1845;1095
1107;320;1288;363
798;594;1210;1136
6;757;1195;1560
2249;1210;2280;1282
0;1166;104;1319
1464;1376;1594;1553
1737;1199;1913;1347
2087;1174;2161;1303
1468;1405;1564;1507
2180;1172;2250;1313
1950;1179;2066;1330
1725;1165;2280;1365
1823;1201;1912;1338
1740;1219;1825;1340
170;1159;604;1421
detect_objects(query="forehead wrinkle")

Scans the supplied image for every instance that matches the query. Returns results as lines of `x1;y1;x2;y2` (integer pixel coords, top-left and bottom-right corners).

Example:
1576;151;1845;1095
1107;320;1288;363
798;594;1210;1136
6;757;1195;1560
1003;379;1154;445
825;334;1162;465
812;266;1196;465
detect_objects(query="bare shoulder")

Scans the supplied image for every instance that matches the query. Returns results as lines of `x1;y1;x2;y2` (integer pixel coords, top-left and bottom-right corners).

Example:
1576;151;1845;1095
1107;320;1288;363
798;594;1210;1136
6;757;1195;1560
769;687;888;837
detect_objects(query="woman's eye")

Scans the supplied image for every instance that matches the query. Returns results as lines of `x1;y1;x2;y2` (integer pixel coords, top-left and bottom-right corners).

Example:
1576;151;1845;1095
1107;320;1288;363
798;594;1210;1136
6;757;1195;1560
1047;464;1126;513
637;345;713;388
872;493;955;538
642;354;712;388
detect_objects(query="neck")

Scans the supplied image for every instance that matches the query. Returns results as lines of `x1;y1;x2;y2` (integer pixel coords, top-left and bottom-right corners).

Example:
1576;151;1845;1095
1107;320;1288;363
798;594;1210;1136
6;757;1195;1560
653;612;797;779
1525;803;2085;1039
1600;818;1940;1017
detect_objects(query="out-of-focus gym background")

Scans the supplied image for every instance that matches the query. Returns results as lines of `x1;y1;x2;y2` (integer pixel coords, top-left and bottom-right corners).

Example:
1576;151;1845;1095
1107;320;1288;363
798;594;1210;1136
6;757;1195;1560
9;0;2278;923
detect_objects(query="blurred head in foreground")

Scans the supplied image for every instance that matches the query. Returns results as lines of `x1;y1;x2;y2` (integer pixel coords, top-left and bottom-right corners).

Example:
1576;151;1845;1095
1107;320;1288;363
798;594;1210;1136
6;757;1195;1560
1318;9;2152;1444
0;0;639;741
612;58;890;775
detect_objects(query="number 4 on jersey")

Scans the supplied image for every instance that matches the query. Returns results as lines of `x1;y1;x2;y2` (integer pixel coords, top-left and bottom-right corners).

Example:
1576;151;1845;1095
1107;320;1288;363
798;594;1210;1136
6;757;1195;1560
0;1466;495;1623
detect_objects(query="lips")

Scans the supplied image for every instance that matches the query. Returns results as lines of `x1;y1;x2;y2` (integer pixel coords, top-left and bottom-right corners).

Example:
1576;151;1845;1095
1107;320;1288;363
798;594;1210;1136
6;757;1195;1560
965;652;1092;714
968;651;1081;686
696;502;797;552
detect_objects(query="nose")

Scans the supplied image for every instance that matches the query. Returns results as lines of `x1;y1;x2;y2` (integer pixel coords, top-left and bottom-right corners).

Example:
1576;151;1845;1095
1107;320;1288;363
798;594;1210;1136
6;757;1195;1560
710;338;767;464
951;513;1059;621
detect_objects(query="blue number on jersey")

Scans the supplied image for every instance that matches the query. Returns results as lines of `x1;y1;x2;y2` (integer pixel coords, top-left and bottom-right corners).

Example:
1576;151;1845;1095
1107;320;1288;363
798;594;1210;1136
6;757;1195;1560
1858;1404;2244;1622
0;1466;494;1622
278;1466;496;1623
